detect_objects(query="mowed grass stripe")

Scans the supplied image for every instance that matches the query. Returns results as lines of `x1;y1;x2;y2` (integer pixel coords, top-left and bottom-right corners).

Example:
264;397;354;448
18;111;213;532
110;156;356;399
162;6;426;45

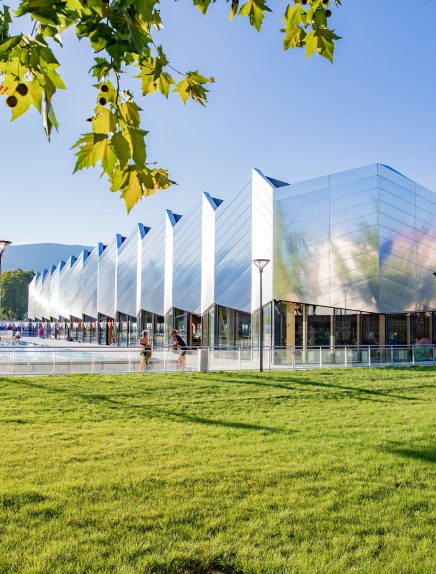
0;368;435;574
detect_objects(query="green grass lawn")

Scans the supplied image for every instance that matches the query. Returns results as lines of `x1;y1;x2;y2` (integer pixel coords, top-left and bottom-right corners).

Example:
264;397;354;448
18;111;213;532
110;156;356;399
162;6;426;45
0;368;435;574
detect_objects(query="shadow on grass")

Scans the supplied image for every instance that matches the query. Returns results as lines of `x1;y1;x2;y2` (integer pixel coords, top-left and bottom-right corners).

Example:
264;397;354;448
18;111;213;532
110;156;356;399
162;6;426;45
10;379;285;434
381;443;436;464
205;373;419;402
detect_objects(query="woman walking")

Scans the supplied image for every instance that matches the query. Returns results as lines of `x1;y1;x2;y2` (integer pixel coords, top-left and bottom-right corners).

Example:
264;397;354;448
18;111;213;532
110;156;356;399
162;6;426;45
170;329;187;371
139;330;152;371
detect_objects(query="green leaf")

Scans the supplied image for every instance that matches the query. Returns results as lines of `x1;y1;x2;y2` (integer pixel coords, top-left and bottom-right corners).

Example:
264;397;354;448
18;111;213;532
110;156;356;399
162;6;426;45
28;79;43;112
305;27;340;62
72;132;116;175
91;58;112;80
121;169;143;212
239;0;271;32
0;35;21;55
283;26;306;50
229;0;239;21
283;5;303;30
193;1;212;16
175;71;214;106
111;131;130;168
118;101;142;126
92;105;116;134
46;65;66;90
42;99;59;139
11;91;32;120
124;126;147;165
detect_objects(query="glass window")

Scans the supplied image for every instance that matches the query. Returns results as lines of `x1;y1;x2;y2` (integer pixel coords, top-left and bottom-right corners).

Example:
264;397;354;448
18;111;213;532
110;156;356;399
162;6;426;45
174;308;188;343
387;315;407;345
235;309;251;348
117;313;129;346
263;303;272;348
273;302;304;348
295;304;304;346
208;306;215;348
140;311;153;342
361;313;379;345
153;314;165;347
334;309;358;346
410;313;430;343
217;305;235;348
307;305;332;347
129;319;137;347
191;314;202;347
164;311;173;346
252;309;259;349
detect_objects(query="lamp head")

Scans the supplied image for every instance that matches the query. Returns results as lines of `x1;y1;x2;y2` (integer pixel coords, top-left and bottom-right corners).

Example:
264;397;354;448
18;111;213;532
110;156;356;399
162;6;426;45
0;240;11;257
252;258;270;271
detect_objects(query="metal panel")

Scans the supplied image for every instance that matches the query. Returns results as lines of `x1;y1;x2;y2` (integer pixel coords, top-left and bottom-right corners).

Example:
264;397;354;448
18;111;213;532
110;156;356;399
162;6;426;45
97;234;125;318
140;219;166;316
82;244;104;319
68;251;90;319
49;262;62;319
201;193;223;314
215;181;252;312
117;224;148;317
251;169;275;310
58;258;76;319
27;275;36;320
173;204;201;314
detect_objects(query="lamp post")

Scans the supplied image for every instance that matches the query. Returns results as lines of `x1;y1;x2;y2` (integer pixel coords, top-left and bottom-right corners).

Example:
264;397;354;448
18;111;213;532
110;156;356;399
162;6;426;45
0;240;11;319
253;258;270;372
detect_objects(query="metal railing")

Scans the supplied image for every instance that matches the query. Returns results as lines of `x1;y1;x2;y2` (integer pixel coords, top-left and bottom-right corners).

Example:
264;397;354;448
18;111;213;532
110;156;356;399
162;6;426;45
0;344;434;376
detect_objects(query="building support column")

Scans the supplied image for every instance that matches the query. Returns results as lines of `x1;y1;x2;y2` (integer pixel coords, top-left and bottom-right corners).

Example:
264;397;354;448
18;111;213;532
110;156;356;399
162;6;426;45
379;314;386;345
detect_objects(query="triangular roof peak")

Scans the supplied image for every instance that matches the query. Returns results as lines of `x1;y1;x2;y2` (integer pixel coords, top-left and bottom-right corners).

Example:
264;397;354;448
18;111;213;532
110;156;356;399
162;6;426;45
166;209;182;227
203;192;224;210
253;168;289;188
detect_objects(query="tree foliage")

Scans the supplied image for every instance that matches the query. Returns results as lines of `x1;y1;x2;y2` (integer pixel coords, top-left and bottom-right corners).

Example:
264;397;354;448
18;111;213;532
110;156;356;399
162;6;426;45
0;269;34;319
0;0;342;211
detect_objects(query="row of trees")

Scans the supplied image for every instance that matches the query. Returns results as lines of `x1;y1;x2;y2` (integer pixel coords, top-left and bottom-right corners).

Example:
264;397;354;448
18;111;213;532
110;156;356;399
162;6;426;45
0;269;34;320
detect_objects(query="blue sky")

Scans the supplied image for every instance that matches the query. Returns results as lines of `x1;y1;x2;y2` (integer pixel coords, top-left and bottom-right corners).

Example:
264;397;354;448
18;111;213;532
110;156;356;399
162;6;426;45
1;0;436;246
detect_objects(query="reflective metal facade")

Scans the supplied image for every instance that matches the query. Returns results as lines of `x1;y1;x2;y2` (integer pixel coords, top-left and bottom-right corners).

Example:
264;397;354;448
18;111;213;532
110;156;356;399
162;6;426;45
49;261;64;320
173;203;201;314
140;218;167;316
68;251;90;319
28;164;435;334
274;164;436;313
117;224;148;317
97;234;125;319
82;243;106;319
58;257;76;319
214;181;252;313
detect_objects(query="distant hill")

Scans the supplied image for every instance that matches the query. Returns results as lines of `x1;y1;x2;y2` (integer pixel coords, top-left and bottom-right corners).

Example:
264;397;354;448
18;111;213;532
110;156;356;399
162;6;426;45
2;244;92;274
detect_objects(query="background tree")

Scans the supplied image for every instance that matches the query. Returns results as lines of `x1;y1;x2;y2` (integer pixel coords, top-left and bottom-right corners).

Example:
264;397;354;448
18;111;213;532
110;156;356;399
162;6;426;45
0;269;34;319
0;0;341;211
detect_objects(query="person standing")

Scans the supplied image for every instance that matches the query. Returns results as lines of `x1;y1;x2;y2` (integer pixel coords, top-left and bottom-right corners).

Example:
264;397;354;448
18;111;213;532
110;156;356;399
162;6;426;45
170;329;187;371
139;330;152;371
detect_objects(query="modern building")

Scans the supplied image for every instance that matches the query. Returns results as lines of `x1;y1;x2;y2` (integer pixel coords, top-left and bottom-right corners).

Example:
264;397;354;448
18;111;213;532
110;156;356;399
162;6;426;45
28;164;436;347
